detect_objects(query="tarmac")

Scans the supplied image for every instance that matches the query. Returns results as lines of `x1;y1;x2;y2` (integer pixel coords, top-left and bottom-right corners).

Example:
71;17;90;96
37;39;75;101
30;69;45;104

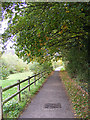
19;71;74;118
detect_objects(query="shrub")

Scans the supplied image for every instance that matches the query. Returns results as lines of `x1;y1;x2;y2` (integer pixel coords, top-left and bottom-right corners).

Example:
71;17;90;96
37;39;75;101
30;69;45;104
0;59;10;80
29;62;40;74
60;67;65;71
41;61;53;73
1;53;29;74
64;47;88;82
52;59;64;69
29;61;53;74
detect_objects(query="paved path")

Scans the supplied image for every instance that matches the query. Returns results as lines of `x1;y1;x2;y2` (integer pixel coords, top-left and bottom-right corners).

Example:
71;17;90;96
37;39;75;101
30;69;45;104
19;71;74;118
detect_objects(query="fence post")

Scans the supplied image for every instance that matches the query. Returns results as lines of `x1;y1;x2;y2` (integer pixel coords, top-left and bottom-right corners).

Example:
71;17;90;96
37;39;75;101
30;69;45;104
0;86;3;120
38;74;40;83
41;72;43;78
43;72;45;78
39;73;40;80
40;73;42;82
34;75;36;86
17;80;21;102
28;76;30;91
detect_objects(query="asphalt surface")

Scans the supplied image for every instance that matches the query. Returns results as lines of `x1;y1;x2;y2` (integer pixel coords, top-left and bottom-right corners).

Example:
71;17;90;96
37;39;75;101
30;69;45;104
19;71;74;118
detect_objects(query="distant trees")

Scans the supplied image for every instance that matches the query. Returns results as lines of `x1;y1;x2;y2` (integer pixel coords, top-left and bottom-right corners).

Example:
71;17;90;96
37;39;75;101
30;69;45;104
0;58;9;80
0;51;9;79
0;53;29;80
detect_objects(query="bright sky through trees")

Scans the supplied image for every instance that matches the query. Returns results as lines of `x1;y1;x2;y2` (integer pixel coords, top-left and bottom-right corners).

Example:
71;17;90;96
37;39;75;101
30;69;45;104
0;20;15;51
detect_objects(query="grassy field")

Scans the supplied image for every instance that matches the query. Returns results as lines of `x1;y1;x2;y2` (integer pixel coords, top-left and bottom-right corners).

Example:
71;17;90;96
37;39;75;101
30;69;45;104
0;71;47;118
0;71;34;100
0;71;33;87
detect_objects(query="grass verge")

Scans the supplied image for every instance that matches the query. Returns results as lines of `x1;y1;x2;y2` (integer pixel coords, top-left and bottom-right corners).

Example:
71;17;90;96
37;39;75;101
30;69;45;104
60;71;88;119
0;71;49;118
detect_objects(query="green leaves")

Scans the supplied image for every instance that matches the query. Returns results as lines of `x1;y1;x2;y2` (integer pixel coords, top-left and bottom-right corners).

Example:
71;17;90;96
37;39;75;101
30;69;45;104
52;29;58;34
1;2;89;63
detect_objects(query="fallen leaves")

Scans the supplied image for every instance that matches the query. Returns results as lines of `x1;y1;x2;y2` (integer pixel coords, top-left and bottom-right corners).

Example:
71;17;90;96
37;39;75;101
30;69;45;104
60;71;88;119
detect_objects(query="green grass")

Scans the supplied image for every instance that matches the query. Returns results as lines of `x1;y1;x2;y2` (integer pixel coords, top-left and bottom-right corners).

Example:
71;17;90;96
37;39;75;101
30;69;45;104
0;71;33;87
0;71;33;101
0;71;48;118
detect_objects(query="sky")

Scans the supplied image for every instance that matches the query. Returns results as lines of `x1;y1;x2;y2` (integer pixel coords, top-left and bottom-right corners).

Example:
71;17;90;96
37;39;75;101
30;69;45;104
0;19;8;34
0;2;27;52
0;17;15;52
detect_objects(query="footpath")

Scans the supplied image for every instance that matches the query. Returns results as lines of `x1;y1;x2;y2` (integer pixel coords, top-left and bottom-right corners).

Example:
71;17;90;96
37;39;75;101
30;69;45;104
19;71;74;118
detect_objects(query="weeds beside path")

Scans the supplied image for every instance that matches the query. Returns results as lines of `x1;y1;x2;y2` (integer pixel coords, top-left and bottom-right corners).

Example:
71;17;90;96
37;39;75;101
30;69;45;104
60;71;88;119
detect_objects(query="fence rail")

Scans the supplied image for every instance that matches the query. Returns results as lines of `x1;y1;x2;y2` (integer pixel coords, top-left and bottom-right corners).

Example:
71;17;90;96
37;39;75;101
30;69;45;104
0;71;47;120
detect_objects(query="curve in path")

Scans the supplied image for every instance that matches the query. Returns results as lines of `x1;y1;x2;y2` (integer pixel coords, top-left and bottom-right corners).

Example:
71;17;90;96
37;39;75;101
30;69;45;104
19;71;74;118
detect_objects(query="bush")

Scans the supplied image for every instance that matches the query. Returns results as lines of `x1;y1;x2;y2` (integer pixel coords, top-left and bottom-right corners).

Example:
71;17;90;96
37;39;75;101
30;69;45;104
52;59;64;69
41;61;53;73
29;62;40;74
0;59;10;80
60;67;65;71
64;47;89;82
3;100;21;118
29;61;53;74
1;53;29;74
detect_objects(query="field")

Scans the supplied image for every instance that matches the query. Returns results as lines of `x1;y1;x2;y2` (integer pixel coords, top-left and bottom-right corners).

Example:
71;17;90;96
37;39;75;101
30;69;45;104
0;71;33;100
0;71;47;118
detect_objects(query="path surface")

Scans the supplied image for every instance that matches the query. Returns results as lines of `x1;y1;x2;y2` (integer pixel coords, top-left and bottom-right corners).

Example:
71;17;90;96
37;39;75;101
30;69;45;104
19;71;74;118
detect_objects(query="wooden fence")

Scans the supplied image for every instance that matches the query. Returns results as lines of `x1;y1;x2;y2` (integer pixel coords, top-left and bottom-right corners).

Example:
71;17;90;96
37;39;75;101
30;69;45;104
0;71;47;120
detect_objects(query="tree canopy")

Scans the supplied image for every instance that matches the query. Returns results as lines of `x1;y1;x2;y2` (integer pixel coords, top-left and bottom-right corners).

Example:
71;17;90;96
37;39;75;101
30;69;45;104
1;2;89;64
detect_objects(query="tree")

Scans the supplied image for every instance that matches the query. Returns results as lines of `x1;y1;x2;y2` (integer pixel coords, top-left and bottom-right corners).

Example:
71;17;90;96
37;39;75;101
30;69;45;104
1;2;88;60
0;53;10;80
1;2;89;80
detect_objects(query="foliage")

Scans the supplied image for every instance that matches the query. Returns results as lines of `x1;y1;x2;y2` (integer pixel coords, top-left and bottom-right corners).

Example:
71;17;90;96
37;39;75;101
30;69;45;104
0;58;9;80
0;50;9;80
1;2;89;63
40;61;53;73
15;59;29;72
60;71;88;119
3;100;20;116
0;52;30;80
1;4;89;118
60;67;65;71
1;53;29;74
29;62;40;74
1;2;89;84
63;47;89;82
52;59;64;69
29;61;53;74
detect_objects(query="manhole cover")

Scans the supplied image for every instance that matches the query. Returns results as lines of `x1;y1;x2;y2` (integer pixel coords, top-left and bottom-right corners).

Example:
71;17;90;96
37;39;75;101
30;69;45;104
44;103;61;109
